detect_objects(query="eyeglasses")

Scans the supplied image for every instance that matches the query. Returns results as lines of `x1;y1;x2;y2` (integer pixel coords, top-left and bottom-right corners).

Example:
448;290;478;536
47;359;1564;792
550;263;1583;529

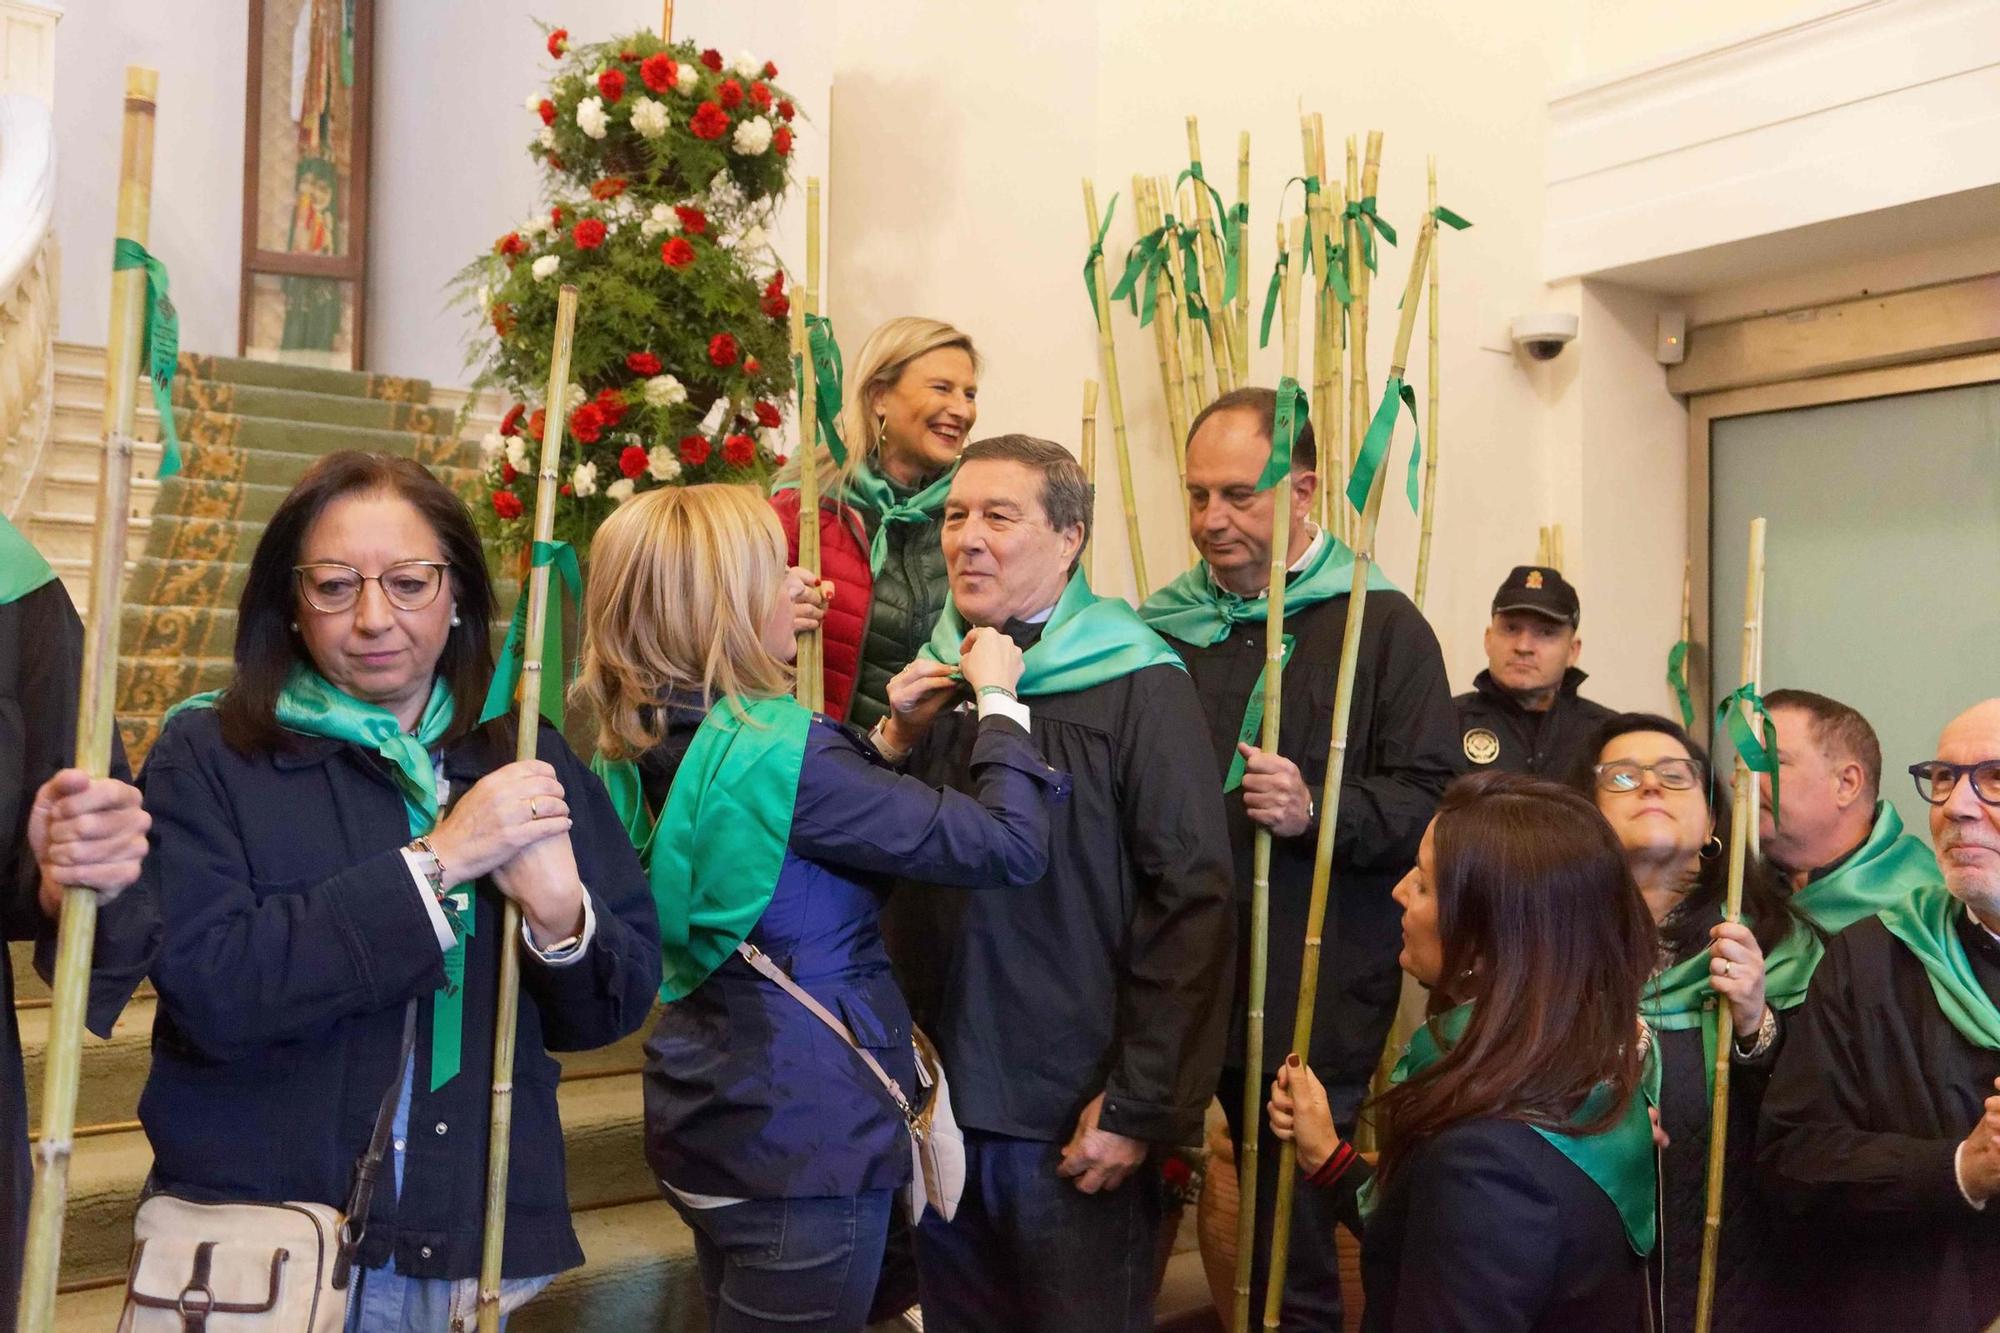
293;561;450;614
1908;760;2000;807
1594;758;1704;794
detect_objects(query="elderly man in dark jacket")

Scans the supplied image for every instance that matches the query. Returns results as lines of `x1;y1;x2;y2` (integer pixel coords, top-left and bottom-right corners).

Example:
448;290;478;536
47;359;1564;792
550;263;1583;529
879;435;1234;1333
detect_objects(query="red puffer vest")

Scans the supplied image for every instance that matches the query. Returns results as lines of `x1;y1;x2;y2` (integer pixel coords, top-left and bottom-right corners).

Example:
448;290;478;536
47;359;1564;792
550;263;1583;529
770;488;873;721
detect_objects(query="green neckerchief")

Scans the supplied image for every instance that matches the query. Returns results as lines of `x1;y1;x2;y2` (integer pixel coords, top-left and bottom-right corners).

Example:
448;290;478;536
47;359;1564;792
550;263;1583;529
1878;881;2000;1051
921;568;1184;698
1641;802;1939;1098
1360;1002;1659;1255
0;513;56;604
110;238;182;479
773;459;955;576
162;667;470;1088
594;695;810;1001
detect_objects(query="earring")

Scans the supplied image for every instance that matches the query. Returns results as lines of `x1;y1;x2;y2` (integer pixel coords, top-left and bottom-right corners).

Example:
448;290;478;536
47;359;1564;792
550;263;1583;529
290;621;299;632
876;415;888;450
450;611;461;627
1699;833;1724;861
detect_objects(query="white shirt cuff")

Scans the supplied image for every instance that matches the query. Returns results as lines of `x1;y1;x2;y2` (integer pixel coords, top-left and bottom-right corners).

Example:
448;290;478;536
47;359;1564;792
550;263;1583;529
402;849;458;952
522;892;596;967
976;691;1032;731
1955;1140;1988;1210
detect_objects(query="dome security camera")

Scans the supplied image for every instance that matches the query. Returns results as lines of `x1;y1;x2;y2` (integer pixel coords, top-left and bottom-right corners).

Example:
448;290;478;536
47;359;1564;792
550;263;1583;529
1511;313;1579;362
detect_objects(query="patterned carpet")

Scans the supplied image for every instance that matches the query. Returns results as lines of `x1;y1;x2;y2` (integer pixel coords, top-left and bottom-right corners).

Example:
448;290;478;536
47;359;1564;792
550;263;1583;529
115;353;489;765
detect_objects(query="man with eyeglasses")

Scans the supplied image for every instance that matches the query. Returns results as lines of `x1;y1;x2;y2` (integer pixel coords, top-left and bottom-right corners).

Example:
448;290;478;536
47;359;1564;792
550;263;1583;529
1758;699;2000;1331
1453;565;1613;778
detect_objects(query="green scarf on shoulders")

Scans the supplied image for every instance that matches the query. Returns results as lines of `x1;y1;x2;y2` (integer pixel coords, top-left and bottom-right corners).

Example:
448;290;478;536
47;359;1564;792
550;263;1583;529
921;568;1184;698
774;459;955;576
1878;881;2000;1051
161;666;472;1089
1136;528;1397;648
0;513;56;605
1361;1002;1659;1255
593;694;811;1001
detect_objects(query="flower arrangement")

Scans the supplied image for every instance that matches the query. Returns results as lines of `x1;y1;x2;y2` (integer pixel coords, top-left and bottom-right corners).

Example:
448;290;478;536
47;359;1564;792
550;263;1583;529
456;23;801;557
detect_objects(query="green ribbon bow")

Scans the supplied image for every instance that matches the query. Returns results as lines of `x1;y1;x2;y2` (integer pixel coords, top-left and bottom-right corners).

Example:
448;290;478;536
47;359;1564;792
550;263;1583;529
111;239;182;479
1340;195;1398;274
1347;376;1422;515
1317;234;1354;307
480;539;583;730
1715;681;1779;826
1082;192;1119;324
1175;223;1212;328
1666;640;1695;729
1111;219;1174;328
802;313;847;466
1176;162;1240;307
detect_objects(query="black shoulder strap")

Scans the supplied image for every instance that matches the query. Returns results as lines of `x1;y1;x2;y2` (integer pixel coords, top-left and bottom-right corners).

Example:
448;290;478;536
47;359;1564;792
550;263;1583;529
333;999;419;1289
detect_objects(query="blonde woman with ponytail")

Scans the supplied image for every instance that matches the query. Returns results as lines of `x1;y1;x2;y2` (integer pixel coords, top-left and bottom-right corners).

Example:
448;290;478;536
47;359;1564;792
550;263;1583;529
771;317;981;727
576;484;1061;1333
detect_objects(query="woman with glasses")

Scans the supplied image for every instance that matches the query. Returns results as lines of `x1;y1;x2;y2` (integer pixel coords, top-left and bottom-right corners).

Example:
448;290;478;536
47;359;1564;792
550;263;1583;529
1571;713;1810;1331
131;451;662;1330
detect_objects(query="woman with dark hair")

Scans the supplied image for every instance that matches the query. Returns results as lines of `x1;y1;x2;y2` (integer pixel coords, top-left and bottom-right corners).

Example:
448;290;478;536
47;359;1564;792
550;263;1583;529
1269;771;1659;1331
1569;713;1811;1331
132;451;661;1330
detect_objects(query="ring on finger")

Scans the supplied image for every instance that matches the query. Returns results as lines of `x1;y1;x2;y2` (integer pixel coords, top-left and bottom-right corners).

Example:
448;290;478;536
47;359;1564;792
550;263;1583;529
529;797;541;820
1720;960;1735;978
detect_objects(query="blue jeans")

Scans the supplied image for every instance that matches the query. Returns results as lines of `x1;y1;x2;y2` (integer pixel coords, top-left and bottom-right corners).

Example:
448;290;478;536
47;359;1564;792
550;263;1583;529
671;1190;895;1333
914;1130;1162;1333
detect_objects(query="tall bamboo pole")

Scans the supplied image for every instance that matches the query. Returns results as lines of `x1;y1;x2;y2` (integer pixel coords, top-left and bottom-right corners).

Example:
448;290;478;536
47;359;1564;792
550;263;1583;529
1081;379;1099;584
1233;214;1307;1333
1693;516;1767;1333
660;0;673;39
1328;174;1349;550
477;284;579;1332
1186;116;1238;394
1302;116;1340;545
1343;137;1364;479
1264;214;1438;1329
1414;158;1442;613
1162;174;1208;426
1083;179;1148;597
1234;131;1253;370
15;67;157;1333
1138;176;1194;478
792;179;825;710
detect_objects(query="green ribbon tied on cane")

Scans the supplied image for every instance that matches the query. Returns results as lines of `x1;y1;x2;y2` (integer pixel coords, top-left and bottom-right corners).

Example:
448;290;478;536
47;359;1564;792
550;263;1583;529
802;313;847;466
1666;640;1696;729
111;239;182;478
1111;218;1175;328
1170;220;1213;328
1715;682;1780;827
1258;247;1289;349
1082;192;1119;324
1261;377;1310;492
479;539;584;730
1176;161;1241;307
1341;195;1398;274
1348;375;1422;515
1225;635;1296;790
1434;204;1473;232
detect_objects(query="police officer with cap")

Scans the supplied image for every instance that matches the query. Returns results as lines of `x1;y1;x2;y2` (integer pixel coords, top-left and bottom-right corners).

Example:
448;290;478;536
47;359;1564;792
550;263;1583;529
1453;564;1613;778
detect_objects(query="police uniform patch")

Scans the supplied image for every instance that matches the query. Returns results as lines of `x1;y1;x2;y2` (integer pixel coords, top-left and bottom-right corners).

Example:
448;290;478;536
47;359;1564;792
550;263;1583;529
1463;728;1501;765
1526;570;1544;590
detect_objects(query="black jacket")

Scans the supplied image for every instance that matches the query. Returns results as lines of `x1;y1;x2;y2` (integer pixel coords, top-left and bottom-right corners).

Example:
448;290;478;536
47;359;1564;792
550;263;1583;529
1453;667;1614;780
2;581;158;1333
1163;588;1459;1110
887;655;1235;1147
136;707;661;1281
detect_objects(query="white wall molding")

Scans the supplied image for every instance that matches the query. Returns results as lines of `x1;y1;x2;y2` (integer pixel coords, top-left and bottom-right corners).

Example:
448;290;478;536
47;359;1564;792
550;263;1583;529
0;0;62;104
1545;0;2000;282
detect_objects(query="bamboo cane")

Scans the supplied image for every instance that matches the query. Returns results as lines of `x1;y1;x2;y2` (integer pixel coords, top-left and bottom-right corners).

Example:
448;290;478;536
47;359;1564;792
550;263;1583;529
1551;522;1566;574
1137;177;1194;479
1186;117;1238;394
1328;173;1349;551
1414;158;1441;613
15;67;157;1333
476;284;579;1332
792;179;825;711
1081;379;1099;584
1234;214;1308;1333
1343;137;1364;479
1693;516;1767;1333
1162;174;1209;424
1302;116;1339;544
1536;525;1550;566
1264;214;1438;1330
1234;131;1253;370
1083;179;1148;597
660;0;673;39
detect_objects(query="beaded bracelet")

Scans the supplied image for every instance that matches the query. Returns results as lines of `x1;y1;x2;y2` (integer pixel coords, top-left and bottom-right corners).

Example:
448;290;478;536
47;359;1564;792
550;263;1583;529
1306;1140;1359;1189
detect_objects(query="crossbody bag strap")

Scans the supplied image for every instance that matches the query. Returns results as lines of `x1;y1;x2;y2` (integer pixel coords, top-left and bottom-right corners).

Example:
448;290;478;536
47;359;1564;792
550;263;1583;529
737;942;917;1125
333;998;420;1288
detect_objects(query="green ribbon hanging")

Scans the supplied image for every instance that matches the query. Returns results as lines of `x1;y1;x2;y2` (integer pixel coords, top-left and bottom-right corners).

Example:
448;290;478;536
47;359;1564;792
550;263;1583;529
1340;195;1398;274
1173;223;1212;328
1176;161;1239;307
1261;376;1310;492
1715;681;1779;826
1666;640;1695;729
1347;375;1421;515
1226;201;1250;305
479;539;584;730
1082;192;1119;323
1258;248;1289;349
802;313;847;466
1224;634;1294;791
1110;219;1173;328
1317;235;1354;307
111;238;182;479
1433;204;1473;232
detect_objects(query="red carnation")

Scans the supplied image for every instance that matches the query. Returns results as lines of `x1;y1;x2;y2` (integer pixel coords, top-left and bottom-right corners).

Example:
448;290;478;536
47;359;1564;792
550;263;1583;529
679;434;712;466
749;82;772;111
547;28;568;58
494;231;527;258
619;48;638;63
640;52;676;93
594;387;629;425
773;126;794;157
689;101;730;140
551;206;564;227
597;68;626;103
661;237;696;268
591;176;628;201
572;217;607;250
723;433;756;467
700;48;723;71
537;98;556;126
744;357;761;375
626;351;662;376
763;60;779;79
492;303;515;336
562;483;573;496
673;205;708;235
708;333;740;368
718;78;743;110
527;408;546;438
569;402;606;444
492;489;524;519
777;99;796;122
619;445;649;479
760;274;789;320
754;401;782;428
500;404;526;436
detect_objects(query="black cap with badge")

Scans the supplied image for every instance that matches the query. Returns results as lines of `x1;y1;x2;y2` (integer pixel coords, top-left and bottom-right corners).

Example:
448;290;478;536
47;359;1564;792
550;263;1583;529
1491;565;1580;628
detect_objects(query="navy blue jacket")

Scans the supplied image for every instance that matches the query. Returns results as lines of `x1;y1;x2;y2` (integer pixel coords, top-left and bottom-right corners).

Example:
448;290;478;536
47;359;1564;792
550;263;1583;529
641;707;1063;1199
135;707;661;1280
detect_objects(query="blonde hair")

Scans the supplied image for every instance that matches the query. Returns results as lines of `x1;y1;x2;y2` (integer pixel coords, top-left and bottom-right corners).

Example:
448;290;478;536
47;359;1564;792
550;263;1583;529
777;316;982;499
572;484;794;759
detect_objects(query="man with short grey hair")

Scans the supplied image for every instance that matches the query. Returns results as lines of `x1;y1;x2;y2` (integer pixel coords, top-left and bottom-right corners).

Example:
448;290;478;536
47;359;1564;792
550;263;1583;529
880;435;1235;1333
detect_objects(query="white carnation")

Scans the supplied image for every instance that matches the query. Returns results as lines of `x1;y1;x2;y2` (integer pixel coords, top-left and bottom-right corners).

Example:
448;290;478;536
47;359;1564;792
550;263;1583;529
478;431;506;462
525;90;544;113
606;477;636;504
650;202;682;234
674;63;698;94
732;51;760;78
739;224;768;253
570;461;599;498
564;383;587;411
643;374;688;407
520;213;552;237
640;218;666;239
648;446;683;483
531;254;560;281
537;126;556;150
731;116;773;156
630;96;669;140
575;96;608;140
505;435;531;472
